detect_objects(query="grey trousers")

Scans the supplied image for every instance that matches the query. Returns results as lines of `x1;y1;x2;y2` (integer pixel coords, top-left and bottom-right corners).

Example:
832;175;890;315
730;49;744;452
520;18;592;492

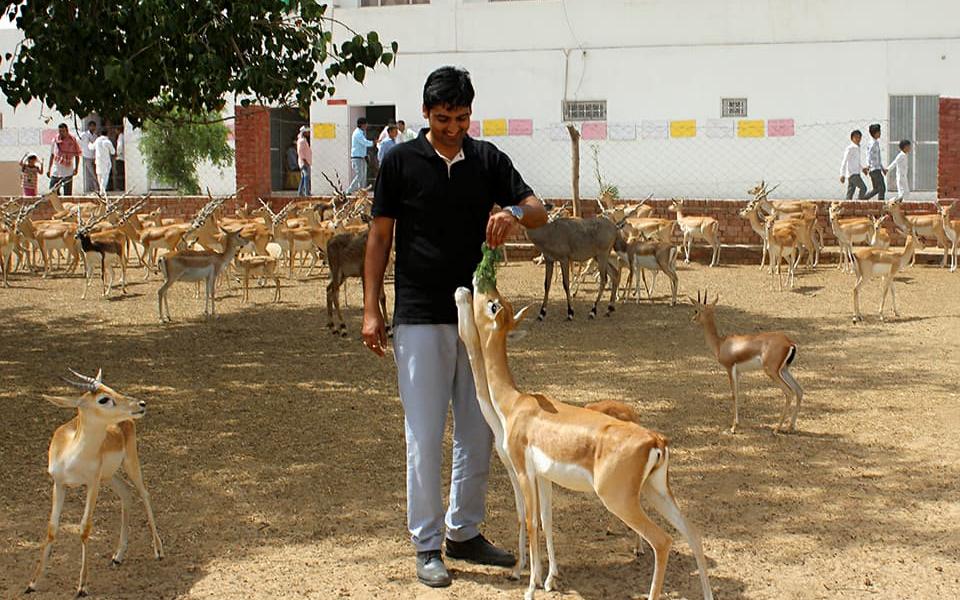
347;157;367;193
83;158;97;193
393;324;494;552
863;169;886;200
845;174;867;200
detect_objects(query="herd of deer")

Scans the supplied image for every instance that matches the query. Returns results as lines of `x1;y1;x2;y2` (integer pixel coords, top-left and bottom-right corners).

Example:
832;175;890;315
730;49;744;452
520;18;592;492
0;178;385;329
531;180;959;324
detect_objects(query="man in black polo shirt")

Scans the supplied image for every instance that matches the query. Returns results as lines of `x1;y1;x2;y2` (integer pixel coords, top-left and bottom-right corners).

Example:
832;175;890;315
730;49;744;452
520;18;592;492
362;66;547;588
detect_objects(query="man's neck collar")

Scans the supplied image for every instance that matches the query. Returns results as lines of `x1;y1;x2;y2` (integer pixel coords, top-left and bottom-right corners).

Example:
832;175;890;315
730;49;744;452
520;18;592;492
426;130;466;161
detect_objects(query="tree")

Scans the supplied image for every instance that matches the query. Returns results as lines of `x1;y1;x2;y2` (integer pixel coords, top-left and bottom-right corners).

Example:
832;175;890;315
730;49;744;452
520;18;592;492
0;1;396;125
138;108;233;194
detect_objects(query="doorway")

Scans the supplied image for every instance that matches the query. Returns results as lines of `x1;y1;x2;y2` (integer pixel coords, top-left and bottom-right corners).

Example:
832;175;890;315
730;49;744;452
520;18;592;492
363;105;396;187
271;107;309;192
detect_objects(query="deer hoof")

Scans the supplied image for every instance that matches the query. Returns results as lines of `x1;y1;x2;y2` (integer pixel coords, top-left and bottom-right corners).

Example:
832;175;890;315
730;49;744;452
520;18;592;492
24;584;36;594
76;588;88;598
111;558;122;566
537;308;547;321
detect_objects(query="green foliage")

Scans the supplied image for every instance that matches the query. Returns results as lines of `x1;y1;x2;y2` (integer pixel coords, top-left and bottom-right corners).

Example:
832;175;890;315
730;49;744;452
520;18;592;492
0;1;397;125
474;243;504;293
138;109;233;194
591;144;619;201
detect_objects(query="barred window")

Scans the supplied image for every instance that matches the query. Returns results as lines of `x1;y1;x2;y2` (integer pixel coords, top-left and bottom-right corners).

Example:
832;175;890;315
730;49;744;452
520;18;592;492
360;0;429;6
562;100;606;122
889;95;939;192
721;98;748;118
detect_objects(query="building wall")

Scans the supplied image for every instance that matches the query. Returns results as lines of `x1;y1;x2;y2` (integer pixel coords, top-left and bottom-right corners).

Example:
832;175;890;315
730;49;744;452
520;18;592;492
311;0;960;200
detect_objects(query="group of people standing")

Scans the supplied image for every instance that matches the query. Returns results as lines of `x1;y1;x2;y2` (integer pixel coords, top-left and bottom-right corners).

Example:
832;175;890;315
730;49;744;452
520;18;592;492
19;120;121;197
840;122;912;201
347;117;417;194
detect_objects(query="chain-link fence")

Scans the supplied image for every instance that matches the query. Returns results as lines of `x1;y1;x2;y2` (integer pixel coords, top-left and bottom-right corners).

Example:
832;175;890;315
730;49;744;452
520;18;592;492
477;118;939;201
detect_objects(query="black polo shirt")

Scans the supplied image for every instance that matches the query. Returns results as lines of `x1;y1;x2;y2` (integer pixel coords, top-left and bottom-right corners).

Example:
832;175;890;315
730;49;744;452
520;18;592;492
373;130;534;325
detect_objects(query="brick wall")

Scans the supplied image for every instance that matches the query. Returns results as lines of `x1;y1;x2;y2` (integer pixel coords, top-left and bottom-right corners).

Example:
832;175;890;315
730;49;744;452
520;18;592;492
234;105;272;205
940;97;960;200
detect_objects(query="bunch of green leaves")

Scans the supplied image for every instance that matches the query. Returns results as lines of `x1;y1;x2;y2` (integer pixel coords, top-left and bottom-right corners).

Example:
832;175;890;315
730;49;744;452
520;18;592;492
138;108;233;194
0;1;397;125
474;243;504;293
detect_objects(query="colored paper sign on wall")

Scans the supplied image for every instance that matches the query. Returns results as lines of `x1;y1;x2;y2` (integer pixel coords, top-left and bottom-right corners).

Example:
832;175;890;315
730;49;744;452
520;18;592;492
670;120;696;138
468;120;481;137
508;119;533;136
483;119;507;136
548;123;568;141
0;128;18;146
18;128;40;145
737;119;765;138
607;122;637;141
641;120;669;139
41;128;59;145
581;121;607;140
313;123;336;139
767;118;795;137
704;118;734;139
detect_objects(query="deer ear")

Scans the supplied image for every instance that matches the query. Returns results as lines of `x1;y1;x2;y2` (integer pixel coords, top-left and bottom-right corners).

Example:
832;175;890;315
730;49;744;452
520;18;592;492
512;304;533;327
43;394;80;408
712;294;720;305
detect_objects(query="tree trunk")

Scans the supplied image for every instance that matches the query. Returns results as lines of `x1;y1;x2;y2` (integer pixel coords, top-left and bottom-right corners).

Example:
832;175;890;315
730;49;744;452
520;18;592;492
567;124;581;218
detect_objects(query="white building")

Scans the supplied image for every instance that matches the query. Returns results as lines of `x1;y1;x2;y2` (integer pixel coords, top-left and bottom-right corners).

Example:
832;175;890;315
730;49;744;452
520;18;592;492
313;0;960;200
0;1;956;201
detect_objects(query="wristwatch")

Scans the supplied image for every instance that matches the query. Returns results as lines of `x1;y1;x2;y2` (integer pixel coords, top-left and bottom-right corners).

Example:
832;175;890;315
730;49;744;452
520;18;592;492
503;205;524;221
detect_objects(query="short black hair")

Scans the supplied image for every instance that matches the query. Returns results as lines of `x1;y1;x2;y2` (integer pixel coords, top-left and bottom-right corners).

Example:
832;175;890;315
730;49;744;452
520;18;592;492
57;122;68;129
869;123;881;135
899;139;912;150
851;129;862;139
100;128;109;136
87;120;96;128
357;117;367;127
387;125;398;133
423;66;475;111
397;119;406;126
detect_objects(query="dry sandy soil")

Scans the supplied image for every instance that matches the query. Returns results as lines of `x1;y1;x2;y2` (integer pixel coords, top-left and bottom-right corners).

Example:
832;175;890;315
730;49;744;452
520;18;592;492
0;258;958;600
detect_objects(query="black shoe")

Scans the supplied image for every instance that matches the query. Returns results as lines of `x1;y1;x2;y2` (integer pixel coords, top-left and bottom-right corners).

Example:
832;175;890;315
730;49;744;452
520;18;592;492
445;534;517;568
416;550;452;588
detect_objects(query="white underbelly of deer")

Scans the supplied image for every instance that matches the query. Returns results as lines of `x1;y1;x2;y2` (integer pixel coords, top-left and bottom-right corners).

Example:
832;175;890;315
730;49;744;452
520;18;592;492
528;446;594;492
735;355;764;372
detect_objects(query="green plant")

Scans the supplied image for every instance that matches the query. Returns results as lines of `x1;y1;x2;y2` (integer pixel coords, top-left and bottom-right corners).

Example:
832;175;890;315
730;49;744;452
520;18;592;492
138;109;233;194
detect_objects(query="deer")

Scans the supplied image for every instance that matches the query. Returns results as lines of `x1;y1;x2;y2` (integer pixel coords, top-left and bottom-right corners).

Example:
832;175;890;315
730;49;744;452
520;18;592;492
828;203;890;272
884;198;950;267
19;216;83;278
157;227;245;322
668;198;721;267
25;369;163;598
740;200;817;271
764;214;799;291
526;211;622;321
75;202;128;299
750;181;824;266
454;275;713;600
690;291;803;434
936;201;959;271
237;255;281;303
325;227;389;337
851;227;926;323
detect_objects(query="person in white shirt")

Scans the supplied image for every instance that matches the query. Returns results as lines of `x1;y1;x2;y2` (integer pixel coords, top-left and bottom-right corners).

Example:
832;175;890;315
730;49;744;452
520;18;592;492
863;123;888;200
79;120;99;194
377;124;399;164
376;120;396;149
397;120;417;143
90;129;116;194
840;129;866;200
887;139;912;201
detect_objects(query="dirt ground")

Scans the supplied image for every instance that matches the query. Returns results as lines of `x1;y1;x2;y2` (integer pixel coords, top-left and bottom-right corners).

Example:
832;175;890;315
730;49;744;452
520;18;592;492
1;257;958;600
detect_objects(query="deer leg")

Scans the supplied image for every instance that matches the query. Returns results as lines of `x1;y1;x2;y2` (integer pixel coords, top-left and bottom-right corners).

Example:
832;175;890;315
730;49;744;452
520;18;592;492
208;272;218;318
878;276;890;321
888;276;901;317
537;477;559;592
780;367;803;432
122;454;164;559
642;462;714;600
76;481;102;597
728;366;740;433
939;231;950;267
108;476;133;565
81;254;93;299
760;238;768;270
605;256;620;315
767;365;795;432
599;486;673;600
561;260;574;321
26;481;66;593
852;273;865;323
516;469;542;600
537;260;553;321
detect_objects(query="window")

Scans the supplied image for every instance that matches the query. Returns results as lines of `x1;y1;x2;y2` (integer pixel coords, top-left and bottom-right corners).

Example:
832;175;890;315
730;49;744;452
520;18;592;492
721;98;748;118
562;100;606;122
360;0;428;6
889;95;939;192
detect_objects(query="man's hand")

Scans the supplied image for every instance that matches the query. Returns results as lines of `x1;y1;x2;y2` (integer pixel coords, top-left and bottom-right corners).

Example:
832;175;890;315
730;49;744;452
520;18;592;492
882;168;888;175
361;308;388;357
840;176;845;183
862;167;869;175
486;211;518;248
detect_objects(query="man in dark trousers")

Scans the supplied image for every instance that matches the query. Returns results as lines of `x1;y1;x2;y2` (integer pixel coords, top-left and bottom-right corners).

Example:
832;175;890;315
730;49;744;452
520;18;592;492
863;123;888;200
361;66;547;588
